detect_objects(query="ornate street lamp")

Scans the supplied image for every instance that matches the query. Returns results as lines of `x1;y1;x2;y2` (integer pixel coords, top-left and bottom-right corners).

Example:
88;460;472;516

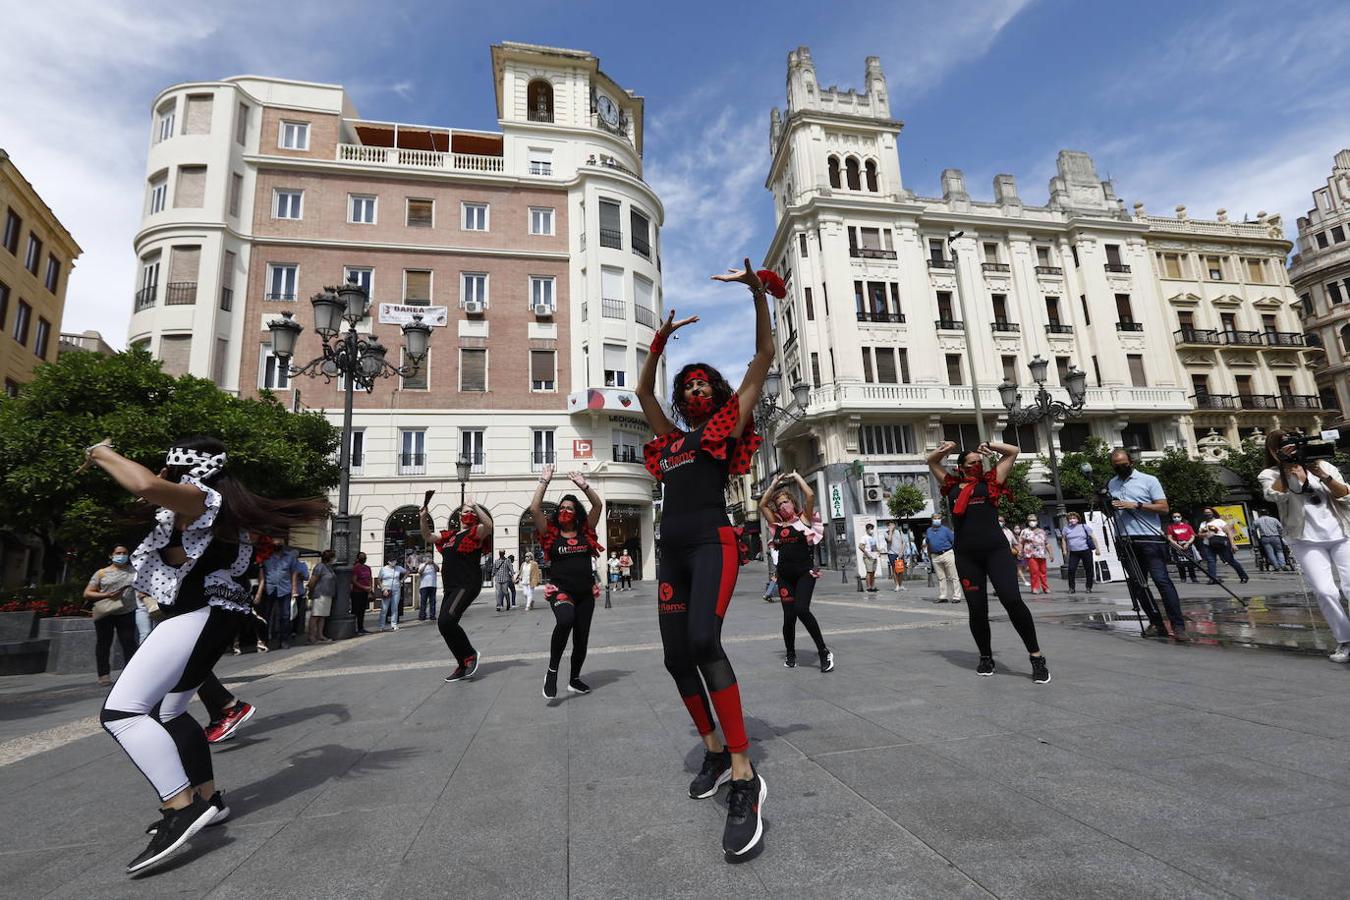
267;278;434;640
998;355;1088;525
456;453;472;507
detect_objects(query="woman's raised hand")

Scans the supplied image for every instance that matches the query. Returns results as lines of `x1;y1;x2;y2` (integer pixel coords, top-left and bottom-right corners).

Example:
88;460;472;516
540;463;555;483
710;257;763;293
937;440;958;455
567;470;590;489
659;309;699;338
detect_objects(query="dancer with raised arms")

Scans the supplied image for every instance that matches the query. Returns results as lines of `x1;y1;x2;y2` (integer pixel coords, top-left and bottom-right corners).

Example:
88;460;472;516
758;471;833;672
530;465;605;698
421;498;493;682
637;257;775;861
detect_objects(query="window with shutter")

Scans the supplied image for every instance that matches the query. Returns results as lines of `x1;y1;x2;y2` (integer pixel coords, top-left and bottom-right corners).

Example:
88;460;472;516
531;350;556;391
404;270;431;305
183;95;213;134
174;166;207;208
460;349;486;391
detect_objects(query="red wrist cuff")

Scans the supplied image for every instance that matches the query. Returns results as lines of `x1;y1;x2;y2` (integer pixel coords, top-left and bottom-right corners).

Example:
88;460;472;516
649;333;668;356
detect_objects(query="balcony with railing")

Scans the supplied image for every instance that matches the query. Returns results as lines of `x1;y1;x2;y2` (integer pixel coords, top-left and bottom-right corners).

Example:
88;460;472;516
927;258;954;269
1045;323;1074;335
1262;331;1307;349
601;297;626;319
1221;330;1263;347
1115;321;1144;332
981;262;1010;273
849;246;898;260
165;282;197;306
990;320;1021;333
632;235;652;259
1236;394;1280;410
612;445;641;464
856;310;906;324
530;450;556;472
336;143;505;175
935;318;964;330
1281;394;1323;410
634;305;660;329
348;452;364;474
266;291;296;301
1175;328;1221;346
1104;263;1132;273
398;453;427;475
465;451;486;474
134;286;157;311
219;287;233;311
599;228;623;250
1035;265;1063;276
1191;393;1236;410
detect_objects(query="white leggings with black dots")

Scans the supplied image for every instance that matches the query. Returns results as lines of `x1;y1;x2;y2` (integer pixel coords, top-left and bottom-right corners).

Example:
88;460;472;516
100;605;237;801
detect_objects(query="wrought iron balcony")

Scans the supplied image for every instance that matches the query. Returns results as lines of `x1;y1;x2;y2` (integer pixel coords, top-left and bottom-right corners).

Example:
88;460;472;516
1174;328;1220;346
1034;265;1063;275
398;453;427;475
632;235;652;259
850;247;898;260
927;258;955;269
1262;331;1307;348
1045;323;1074;334
598;227;623;249
1191;393;1236;409
165;282;197;305
1281;394;1322;410
219;287;233;311
266;291;296;301
981;262;1010;273
1221;330;1263;346
134;286;157;311
856;310;906;323
612;446;641;464
1116;321;1144;332
601;297;626;319
1236;394;1280;410
935;318;964;330
634;305;660;329
1104;263;1132;273
530;450;556;471
990;320;1021;333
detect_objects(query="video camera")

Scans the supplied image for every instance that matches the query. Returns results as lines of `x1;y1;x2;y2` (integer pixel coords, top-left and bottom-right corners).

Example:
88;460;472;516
1276;429;1344;465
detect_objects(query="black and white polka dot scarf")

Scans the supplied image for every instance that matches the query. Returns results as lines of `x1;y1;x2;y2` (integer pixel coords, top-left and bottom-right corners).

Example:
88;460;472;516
130;478;252;614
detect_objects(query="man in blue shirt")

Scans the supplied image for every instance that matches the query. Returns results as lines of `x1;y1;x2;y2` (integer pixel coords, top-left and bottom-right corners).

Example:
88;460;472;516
924;516;959;603
261;544;302;650
1106;449;1187;641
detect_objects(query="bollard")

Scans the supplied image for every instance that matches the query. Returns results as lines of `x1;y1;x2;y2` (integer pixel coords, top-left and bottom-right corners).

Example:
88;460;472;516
604;577;611;609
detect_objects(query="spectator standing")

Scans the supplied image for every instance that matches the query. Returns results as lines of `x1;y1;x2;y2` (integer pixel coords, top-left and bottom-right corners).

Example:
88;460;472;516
492;550;515;612
260;542;301;650
351;551;373;635
1252;510;1290;571
290;556;309;642
1165;515;1201;583
618;550;634;590
418;556;439;620
1060;512;1096;594
1197;507;1249;584
1017;515;1056;594
858;523;881;593
924;515;959;603
84;545;140;686
1107;449;1189;641
305;550;336;643
1010;525;1031;588
1260;429;1350;662
606;551;621;590
886;523;909;592
519;555;540;610
762;545;779;602
377;559;405;631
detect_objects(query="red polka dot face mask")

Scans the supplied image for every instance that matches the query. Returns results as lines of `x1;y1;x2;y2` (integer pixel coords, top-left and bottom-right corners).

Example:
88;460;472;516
685;394;715;420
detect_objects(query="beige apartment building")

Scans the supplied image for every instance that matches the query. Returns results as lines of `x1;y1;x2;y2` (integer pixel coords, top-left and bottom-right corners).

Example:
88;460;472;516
1291;149;1350;429
129;43;665;572
0;149;81;398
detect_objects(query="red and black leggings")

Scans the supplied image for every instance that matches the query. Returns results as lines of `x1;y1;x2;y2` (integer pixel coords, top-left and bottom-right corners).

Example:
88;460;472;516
548;580;595;679
657;517;748;754
777;563;827;656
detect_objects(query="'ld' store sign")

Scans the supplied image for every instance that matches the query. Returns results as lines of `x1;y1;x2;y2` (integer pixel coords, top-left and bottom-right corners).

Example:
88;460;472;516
379;304;449;327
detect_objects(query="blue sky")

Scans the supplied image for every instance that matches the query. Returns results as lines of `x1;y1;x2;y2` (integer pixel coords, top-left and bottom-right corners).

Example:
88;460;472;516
5;0;1348;383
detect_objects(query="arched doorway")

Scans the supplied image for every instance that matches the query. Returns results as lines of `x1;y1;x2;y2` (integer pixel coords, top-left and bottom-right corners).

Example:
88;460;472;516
519;504;555;574
528;79;554;122
383;505;428;570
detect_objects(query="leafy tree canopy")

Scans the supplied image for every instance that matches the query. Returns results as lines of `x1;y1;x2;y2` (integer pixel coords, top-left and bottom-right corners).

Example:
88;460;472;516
996;460;1042;523
886;483;927;519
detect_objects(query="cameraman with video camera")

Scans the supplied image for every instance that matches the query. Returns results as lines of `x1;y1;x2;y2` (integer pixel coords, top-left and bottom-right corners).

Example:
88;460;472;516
1259;430;1350;663
1106;449;1189;641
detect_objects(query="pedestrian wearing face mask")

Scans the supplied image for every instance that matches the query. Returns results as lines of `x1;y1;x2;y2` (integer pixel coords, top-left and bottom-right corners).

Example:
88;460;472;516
759;472;833;671
1017;515;1055;594
924;514;959;602
927;441;1049;682
1164;514;1201;583
1060;513;1096;594
1196;507;1249;584
1106;449;1188;641
84;545;141;686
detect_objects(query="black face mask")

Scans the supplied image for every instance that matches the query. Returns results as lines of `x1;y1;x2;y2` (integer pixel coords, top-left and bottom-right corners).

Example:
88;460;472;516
1113;464;1133;478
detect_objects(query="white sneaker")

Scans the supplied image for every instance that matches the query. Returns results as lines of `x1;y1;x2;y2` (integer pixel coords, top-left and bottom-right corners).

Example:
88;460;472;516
1330;643;1350;663
391;623;399;631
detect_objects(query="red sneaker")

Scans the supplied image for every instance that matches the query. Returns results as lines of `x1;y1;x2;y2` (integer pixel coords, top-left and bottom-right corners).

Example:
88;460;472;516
205;701;256;744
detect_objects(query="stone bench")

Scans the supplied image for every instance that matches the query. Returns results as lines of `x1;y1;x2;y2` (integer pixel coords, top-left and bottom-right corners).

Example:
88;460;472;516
0;611;51;676
37;616;130;676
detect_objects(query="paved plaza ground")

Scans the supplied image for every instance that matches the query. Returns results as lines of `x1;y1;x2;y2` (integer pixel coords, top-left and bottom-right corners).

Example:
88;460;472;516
0;567;1346;898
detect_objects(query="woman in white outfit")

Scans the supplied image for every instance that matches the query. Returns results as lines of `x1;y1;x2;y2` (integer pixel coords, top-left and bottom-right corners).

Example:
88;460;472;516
1259;430;1350;663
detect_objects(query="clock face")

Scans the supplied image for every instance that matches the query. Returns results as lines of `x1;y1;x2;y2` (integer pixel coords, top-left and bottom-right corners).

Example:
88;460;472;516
597;95;620;127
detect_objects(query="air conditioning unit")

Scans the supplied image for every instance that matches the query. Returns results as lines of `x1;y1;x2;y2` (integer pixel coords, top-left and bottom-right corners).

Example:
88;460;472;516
463;300;484;315
533;303;553;317
864;486;884;503
862;472;881;487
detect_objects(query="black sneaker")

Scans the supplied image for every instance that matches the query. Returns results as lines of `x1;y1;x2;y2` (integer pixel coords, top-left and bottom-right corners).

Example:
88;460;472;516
147;791;229;835
464;654;480;678
819;649;835;673
127;794;217;874
543;668;558;699
445;664;469;682
567;677;591;695
688;749;732;799
783;653;796;669
976;656;995;676
1031;655;1051;684
722;771;767;858
1141;624;1166;638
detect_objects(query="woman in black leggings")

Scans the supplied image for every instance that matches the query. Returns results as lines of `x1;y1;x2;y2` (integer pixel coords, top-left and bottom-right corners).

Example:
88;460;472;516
530;465;604;699
926;440;1050;684
758;471;832;671
421;500;493;682
636;258;775;861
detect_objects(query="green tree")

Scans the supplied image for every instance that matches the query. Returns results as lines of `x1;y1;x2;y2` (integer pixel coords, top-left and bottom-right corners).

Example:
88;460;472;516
1050;436;1114;502
886;483;926;519
0;349;340;581
996;460;1043;523
1139;448;1224;517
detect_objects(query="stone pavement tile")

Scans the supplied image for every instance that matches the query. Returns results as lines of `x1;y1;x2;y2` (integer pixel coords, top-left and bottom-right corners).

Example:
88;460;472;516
0;843;108;898
302;767;456;818
1238;734;1350;786
958;838;1226;900
1139;750;1350;816
764;707;911;757
45;819;288;899
1216;695;1350;738
565;723;689;783
568;822;770;900
1143;709;1323;753
1120;804;1350;899
846;699;1014;744
1028;687;1193;724
1034;718;1214;768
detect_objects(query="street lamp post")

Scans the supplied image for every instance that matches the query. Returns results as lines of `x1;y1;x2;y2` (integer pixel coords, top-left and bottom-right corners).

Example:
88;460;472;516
948;231;988;444
455;454;471;508
998;355;1088;527
268;280;433;640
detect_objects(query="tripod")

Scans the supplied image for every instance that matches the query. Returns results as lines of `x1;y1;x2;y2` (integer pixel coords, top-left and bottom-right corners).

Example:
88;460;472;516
1088;489;1151;636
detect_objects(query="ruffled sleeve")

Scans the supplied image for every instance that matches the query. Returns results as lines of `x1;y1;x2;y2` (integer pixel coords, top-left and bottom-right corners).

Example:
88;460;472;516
643;429;682;481
940;473;960;494
584;522;605;557
805;512;825;546
700;394;762;475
